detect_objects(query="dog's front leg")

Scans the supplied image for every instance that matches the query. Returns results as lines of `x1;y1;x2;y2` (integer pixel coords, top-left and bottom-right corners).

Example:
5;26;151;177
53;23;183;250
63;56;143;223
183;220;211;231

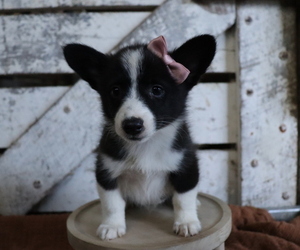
172;187;201;237
97;184;126;240
170;152;201;237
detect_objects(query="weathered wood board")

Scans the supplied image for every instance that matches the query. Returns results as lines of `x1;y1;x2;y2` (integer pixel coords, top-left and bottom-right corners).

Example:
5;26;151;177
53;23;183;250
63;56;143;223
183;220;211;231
34;150;237;212
0;12;151;74
0;80;102;215
34;153;99;212
0;0;165;10
0;0;236;215
111;0;236;52
0;86;69;148
0;8;235;74
237;1;297;207
209;25;235;73
187;83;237;144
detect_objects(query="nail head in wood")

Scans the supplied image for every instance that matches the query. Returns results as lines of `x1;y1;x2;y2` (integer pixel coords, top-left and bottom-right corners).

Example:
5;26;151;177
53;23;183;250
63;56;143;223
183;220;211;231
245;16;252;24
246;89;253;96
33;180;42;189
279;124;287;133
64;106;71;114
279;51;288;60
282;192;290;200
251;159;258;168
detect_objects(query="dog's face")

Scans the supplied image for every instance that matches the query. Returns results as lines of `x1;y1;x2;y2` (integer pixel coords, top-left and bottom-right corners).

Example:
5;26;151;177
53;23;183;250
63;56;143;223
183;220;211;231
63;35;216;142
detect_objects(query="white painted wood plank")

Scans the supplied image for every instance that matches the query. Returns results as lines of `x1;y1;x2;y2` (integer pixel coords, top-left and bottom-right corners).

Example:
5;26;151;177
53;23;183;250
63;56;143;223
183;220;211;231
34;150;237;212
112;0;236;51
0;0;165;9
0;80;103;215
187;83;237;144
0;86;69;148
0;1;236;74
237;1;297;207
0;0;236;214
209;26;235;73
0;12;151;74
198;150;238;204
34;153;99;212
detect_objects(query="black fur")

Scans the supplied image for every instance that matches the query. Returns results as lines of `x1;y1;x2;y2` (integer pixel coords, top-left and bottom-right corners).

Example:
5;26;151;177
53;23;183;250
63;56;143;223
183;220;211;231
95;157;118;190
169;150;199;193
99;125;127;161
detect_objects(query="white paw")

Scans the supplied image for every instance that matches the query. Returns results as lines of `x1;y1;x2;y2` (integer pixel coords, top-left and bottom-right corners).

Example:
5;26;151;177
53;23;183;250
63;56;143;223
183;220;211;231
173;220;202;237
96;224;126;240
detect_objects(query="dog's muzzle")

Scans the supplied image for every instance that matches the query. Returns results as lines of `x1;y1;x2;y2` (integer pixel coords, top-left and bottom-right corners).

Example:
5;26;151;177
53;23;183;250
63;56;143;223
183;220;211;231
122;117;145;139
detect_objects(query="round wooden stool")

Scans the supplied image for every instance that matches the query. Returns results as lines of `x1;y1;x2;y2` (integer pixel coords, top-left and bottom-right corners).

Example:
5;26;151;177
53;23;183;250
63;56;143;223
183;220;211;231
67;193;231;250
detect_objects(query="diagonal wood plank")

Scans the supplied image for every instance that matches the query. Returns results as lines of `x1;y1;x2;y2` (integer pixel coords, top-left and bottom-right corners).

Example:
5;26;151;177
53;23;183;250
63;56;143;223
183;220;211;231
0;86;69;148
0;0;236;215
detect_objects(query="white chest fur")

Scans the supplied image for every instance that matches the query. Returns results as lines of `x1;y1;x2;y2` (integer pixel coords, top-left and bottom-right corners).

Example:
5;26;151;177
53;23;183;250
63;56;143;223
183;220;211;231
102;120;184;206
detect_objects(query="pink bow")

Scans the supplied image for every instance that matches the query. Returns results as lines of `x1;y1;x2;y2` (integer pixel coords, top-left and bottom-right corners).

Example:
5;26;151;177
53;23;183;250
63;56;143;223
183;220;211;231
147;36;190;84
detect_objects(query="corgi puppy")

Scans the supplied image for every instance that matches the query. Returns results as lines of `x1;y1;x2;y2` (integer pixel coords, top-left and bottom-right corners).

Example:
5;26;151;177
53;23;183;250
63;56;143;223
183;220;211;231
63;35;216;240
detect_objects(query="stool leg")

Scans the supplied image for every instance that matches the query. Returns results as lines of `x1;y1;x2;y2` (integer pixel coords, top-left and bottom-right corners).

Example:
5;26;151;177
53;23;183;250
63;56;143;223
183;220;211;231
213;243;224;250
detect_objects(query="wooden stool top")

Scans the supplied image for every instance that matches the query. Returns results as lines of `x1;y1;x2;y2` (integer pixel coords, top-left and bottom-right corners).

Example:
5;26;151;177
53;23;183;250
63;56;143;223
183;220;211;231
67;193;231;250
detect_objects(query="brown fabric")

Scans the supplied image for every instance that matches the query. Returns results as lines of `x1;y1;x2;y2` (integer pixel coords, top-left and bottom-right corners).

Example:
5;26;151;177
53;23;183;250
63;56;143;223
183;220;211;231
0;213;72;250
226;205;300;250
0;206;299;250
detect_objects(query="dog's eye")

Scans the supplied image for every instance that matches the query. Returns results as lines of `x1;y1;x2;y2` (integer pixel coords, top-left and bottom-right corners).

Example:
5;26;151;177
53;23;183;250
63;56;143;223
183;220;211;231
110;86;121;98
151;86;165;98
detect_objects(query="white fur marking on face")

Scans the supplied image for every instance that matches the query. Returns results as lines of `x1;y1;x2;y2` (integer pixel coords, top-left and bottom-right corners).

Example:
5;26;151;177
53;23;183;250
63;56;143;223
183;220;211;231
121;49;142;90
115;49;156;142
96;184;126;240
173;187;201;237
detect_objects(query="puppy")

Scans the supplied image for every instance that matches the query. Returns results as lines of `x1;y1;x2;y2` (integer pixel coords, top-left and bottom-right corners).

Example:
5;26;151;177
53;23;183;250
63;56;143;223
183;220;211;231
63;35;216;240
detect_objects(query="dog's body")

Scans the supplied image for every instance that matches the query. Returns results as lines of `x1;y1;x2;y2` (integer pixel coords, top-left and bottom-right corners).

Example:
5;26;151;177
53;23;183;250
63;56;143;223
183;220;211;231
64;35;216;240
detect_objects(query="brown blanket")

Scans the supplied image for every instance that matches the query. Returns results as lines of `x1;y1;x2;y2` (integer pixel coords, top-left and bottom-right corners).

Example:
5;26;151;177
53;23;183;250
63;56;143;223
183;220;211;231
0;206;299;250
226;205;300;250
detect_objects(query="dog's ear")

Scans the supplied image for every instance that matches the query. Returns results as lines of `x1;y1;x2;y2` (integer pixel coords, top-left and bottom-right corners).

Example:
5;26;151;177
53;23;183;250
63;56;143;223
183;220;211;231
63;44;108;90
171;35;216;88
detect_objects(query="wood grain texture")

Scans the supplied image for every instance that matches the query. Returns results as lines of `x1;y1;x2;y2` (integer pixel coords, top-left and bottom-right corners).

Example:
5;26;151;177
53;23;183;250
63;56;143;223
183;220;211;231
198;150;238;205
209;25;235;73
0;12;151;74
0;86;69;148
0;2;235;74
111;0;236;52
67;194;231;250
237;1;297;207
34;153;98;212
0;0;165;10
187;83;238;145
0;81;102;215
0;0;236;214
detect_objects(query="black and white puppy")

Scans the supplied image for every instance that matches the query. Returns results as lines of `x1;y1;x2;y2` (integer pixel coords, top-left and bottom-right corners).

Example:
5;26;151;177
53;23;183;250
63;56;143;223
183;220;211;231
63;35;216;240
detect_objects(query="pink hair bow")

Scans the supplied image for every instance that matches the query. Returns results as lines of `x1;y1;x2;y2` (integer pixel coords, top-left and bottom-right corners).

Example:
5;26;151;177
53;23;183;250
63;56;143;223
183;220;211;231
147;36;190;84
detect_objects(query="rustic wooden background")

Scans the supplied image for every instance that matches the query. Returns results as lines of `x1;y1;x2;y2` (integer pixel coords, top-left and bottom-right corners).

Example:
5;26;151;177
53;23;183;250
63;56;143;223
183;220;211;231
0;0;298;215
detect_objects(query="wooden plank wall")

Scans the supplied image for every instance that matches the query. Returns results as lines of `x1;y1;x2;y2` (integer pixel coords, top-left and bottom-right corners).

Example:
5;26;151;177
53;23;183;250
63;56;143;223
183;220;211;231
0;0;298;214
237;0;298;207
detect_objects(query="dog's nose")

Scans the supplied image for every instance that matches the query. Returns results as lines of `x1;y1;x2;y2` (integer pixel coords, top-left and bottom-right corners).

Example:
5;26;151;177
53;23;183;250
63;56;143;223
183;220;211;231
122;117;144;136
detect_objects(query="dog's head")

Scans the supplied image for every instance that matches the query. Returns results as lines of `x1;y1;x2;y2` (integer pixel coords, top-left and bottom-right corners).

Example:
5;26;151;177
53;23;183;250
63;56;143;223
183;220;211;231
63;35;216;142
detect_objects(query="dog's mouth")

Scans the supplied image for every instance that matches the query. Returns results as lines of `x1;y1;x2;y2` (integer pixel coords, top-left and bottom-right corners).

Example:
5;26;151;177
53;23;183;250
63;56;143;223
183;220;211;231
126;135;143;141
